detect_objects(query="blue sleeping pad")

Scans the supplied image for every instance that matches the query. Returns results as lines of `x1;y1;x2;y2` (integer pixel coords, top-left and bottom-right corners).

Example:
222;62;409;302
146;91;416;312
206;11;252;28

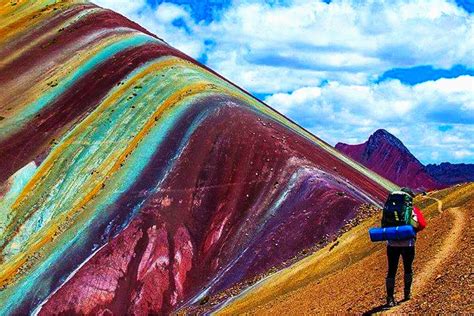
369;225;416;242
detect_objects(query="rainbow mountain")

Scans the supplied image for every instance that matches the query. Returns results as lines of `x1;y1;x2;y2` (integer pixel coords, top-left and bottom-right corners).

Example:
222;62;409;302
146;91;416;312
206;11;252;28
0;1;396;314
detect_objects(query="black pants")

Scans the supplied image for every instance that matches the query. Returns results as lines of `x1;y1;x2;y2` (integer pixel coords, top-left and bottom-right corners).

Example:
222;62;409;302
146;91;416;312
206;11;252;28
387;246;415;278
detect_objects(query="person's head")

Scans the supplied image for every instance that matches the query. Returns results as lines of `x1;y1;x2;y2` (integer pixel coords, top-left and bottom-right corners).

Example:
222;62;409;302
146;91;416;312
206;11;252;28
400;187;415;197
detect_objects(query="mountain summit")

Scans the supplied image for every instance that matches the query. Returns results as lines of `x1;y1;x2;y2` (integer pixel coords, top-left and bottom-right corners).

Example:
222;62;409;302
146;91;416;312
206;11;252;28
335;129;440;191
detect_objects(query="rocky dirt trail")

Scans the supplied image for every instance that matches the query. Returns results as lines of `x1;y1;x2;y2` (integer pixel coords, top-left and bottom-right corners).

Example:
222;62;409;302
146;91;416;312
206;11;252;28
422;195;443;213
389;205;467;314
217;183;474;315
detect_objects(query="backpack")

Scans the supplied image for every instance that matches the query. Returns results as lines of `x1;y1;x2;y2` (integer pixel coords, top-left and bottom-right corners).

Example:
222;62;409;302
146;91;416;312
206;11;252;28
381;191;413;228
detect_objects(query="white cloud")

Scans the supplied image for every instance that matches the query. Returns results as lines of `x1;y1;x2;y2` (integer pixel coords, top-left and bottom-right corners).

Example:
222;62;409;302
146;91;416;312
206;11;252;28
93;0;473;93
266;76;474;128
90;0;474;163
93;1;205;57
453;149;474;159
201;0;473;92
154;2;189;23
93;0;147;17
267;87;322;115
203;49;325;93
264;76;474;163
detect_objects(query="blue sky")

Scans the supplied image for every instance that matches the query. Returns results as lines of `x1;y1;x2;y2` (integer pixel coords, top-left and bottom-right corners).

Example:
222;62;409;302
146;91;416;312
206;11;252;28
94;0;474;164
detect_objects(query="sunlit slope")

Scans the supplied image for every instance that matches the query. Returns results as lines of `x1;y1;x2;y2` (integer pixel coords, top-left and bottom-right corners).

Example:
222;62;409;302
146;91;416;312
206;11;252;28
218;183;474;314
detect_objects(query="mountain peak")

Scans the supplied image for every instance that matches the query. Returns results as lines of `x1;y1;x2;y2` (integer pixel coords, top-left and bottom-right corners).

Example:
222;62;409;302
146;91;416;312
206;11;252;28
373;128;392;137
368;129;410;155
336;129;440;191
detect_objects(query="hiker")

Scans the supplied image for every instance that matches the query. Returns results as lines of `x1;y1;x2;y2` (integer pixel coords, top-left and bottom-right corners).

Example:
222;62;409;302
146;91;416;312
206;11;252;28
382;187;426;308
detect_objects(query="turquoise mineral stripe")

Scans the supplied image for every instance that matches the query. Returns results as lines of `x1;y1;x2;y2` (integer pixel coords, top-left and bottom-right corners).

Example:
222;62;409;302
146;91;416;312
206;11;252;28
0;163;37;236
1;57;231;261
1;58;177;259
0;33;158;137
0;92;221;315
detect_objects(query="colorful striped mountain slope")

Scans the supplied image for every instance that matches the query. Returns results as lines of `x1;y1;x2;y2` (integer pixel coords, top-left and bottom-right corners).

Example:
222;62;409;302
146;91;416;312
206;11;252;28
0;1;397;314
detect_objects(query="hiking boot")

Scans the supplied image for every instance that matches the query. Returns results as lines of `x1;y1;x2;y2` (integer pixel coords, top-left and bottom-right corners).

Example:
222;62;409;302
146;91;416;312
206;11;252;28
404;273;413;301
385;277;396;307
386;296;396;307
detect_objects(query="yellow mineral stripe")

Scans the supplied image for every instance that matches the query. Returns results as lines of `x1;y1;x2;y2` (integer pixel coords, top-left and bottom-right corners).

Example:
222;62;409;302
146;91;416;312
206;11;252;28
0;1;79;45
0;7;101;68
0;81;226;288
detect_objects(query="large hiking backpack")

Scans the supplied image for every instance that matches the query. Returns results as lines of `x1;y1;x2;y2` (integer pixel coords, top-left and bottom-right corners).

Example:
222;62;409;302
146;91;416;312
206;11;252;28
381;191;413;227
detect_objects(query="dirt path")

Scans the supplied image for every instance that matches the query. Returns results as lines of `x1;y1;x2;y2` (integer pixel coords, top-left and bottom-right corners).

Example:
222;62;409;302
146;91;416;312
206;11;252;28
387;206;466;314
422;195;443;214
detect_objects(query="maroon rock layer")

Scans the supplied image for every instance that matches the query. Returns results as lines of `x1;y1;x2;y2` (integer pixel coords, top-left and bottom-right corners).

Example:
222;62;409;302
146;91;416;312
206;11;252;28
38;99;388;315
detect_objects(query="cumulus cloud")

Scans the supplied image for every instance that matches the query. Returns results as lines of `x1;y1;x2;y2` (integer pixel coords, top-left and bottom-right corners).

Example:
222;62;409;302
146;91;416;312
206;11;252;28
266;76;473;127
93;0;205;57
265;76;474;163
91;0;474;163
94;0;473;92
202;0;473;92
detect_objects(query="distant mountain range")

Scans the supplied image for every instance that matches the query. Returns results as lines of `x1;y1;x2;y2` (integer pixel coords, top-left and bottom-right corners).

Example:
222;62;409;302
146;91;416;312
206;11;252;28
426;162;474;186
335;129;474;191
